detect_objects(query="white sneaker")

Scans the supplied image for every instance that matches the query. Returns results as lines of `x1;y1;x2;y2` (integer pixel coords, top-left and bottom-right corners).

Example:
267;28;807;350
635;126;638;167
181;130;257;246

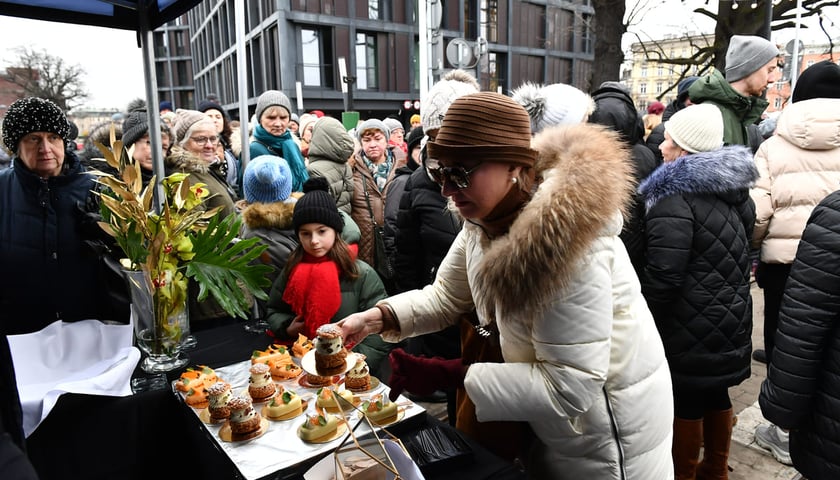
754;423;792;466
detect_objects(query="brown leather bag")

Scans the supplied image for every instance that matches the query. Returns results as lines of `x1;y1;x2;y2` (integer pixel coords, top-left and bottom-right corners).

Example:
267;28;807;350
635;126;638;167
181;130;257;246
455;312;531;462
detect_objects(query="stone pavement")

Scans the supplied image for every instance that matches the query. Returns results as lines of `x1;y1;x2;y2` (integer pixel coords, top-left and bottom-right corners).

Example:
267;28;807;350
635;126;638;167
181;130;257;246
418;281;806;479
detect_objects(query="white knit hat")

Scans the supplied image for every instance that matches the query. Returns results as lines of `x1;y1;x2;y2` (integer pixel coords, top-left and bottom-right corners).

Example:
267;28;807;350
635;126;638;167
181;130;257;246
421;69;480;134
664;103;723;154
511;82;595;134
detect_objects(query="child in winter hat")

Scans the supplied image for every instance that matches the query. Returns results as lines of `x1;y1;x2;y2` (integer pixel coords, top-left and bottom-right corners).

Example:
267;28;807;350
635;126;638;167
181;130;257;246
243;155;293;204
421;69;480;135
2;97;70;153
511;82;595;134
725;35;780;82
292;177;344;234
663;103;724;154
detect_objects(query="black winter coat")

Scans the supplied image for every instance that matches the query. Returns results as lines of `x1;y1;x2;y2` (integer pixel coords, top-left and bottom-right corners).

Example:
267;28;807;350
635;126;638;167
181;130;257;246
0;154;127;334
589;84;659;275
759;189;840;480
639;146;757;391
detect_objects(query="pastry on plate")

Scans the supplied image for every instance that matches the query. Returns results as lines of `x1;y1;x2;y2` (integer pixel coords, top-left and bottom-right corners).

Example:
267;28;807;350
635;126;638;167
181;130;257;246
175;365;218;392
227;395;262;437
248;363;277;401
313;324;348;375
344;355;371;391
206;381;233;420
292;333;314;358
251;344;292;366
184;385;209;409
270;361;303;380
264;388;304;419
298;410;341;442
315;387;357;411
360;394;399;425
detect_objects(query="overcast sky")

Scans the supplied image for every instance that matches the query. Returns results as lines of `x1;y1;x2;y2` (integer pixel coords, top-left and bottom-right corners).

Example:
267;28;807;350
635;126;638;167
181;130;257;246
1;2;837;111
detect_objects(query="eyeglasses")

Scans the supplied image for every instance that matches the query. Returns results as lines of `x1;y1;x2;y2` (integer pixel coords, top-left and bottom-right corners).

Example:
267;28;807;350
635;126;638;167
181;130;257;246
426;162;483;189
190;135;218;145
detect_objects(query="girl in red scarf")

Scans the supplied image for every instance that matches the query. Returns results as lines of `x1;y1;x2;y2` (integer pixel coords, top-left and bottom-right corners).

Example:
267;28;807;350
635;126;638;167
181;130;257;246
265;178;396;377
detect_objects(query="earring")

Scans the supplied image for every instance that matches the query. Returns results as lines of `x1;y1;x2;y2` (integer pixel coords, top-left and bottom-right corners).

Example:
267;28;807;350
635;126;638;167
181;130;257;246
511;177;518;184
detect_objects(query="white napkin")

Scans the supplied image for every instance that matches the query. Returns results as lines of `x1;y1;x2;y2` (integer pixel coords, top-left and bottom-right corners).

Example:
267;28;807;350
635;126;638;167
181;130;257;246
8;319;140;437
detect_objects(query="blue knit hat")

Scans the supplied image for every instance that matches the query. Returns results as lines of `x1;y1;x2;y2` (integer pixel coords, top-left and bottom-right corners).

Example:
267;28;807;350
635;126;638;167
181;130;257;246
243;155;293;204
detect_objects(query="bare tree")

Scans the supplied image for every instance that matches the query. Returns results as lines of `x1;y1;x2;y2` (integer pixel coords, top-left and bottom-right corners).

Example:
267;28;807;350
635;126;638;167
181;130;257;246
5;46;88;111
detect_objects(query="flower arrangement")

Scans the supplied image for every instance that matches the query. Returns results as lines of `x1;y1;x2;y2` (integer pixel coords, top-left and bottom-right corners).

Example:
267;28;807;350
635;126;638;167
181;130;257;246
91;132;271;358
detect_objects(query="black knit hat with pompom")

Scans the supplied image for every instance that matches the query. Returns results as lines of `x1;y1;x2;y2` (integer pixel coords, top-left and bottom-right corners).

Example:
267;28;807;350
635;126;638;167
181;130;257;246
293;177;344;233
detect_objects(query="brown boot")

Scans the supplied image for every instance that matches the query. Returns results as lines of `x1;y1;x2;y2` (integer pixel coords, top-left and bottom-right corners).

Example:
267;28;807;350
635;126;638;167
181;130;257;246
696;408;733;480
673;417;703;480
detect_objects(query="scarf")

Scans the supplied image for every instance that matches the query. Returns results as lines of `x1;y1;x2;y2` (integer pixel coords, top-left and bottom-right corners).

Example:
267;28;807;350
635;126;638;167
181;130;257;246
363;149;393;192
281;244;358;339
476;184;531;239
254;124;309;191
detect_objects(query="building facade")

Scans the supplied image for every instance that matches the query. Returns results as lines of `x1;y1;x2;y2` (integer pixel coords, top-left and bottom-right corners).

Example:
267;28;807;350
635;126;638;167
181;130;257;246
153;0;595;122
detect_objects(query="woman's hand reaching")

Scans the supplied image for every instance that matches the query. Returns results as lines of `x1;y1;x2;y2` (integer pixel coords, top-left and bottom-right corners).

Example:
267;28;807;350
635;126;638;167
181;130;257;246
336;307;382;349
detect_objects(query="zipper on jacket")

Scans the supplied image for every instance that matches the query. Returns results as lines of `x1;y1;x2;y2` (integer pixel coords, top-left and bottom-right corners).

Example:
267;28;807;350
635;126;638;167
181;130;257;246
604;386;628;480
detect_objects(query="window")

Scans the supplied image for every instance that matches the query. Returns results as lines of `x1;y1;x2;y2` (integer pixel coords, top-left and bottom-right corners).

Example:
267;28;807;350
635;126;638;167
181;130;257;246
581;13;593;54
356;32;378;90
481;52;506;93
369;0;380;20
774;97;782;109
640;83;647;94
481;0;499;43
301;28;335;88
657;65;663;76
641;65;647;77
656;81;662;93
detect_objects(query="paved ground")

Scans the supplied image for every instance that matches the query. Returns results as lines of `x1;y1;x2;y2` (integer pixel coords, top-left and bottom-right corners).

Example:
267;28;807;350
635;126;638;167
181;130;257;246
418;281;805;479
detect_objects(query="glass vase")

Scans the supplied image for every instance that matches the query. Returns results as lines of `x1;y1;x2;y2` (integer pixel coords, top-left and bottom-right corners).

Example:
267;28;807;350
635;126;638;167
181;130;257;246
123;269;189;373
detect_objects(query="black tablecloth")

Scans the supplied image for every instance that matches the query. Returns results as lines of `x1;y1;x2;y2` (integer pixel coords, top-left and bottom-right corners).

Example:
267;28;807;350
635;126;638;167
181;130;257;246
25;323;525;480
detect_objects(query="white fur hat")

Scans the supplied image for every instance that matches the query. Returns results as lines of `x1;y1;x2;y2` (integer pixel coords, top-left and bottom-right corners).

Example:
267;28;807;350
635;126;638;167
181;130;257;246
421;70;480;134
511;82;595;134
664;103;723;154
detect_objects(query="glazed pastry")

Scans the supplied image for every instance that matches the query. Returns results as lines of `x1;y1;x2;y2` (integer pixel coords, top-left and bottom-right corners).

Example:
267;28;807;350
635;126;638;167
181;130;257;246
313;324;348;375
345;355;371;391
315;387;356;410
298;411;340;441
176;365;218;392
248;363;277;401
361;394;398;424
270;361;303;380
251;344;292;366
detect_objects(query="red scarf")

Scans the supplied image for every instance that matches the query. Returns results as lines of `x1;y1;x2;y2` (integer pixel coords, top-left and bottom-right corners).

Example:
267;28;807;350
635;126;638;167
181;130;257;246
282;245;358;338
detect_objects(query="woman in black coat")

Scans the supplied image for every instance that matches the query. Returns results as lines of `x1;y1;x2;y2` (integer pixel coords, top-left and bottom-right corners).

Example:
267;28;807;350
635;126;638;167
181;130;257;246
639;103;758;479
758;189;840;480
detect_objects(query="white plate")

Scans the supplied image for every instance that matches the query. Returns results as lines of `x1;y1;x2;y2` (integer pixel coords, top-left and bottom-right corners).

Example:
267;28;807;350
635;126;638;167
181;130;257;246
300;350;358;376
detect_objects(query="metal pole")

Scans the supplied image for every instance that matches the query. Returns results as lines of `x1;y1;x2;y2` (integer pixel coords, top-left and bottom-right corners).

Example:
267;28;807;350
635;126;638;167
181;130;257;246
419;0;429;100
235;0;250;170
791;0;802;91
138;0;164;213
763;0;773;40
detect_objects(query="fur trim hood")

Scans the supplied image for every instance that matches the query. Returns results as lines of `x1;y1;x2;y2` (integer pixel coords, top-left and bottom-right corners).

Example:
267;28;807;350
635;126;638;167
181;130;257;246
473;123;634;321
241;198;297;230
165;144;211;174
639;145;758;211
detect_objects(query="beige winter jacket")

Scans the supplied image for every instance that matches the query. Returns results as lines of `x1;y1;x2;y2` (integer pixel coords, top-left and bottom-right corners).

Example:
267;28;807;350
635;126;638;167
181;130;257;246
750;98;840;264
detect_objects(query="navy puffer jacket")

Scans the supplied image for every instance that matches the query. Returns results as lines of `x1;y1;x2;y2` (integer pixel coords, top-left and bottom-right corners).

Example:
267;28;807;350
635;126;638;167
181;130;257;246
639;145;757;391
759;189;840;480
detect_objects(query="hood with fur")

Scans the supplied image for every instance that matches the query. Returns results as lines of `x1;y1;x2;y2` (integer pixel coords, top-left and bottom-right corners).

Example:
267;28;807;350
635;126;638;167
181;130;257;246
241;197;297;230
165;144;211;174
472;123;634;321
639;145;758;211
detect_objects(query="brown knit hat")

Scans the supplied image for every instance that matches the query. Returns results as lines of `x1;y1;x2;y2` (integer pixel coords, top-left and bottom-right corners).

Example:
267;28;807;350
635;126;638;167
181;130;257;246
427;92;537;168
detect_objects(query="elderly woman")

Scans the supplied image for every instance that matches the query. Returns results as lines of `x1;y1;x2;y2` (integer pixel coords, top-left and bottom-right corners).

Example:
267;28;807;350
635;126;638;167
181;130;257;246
249;90;308;191
639;103;758;479
198;99;241;196
166;108;238;218
339;92;674;478
0;97;128;334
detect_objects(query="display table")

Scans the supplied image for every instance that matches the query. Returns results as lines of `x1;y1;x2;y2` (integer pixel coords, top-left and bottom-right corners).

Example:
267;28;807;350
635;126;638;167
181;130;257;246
24;322;526;480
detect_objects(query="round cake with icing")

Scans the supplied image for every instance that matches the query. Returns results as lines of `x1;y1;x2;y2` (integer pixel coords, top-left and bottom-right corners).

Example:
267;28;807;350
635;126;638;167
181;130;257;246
227;395;262;435
265;388;303;418
206;381;233;420
345;355;371;391
314;324;348;375
248;363;277;401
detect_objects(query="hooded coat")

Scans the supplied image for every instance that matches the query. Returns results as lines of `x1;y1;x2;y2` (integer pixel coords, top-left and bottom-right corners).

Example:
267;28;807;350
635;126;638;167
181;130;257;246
750;98;840;265
688;70;768;148
306;117;355;215
381;124;674;478
589;83;659;275
639;145;757;391
759;189;840;480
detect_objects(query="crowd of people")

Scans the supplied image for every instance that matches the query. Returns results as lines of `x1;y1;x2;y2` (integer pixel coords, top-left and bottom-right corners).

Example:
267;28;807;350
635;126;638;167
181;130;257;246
2;33;840;480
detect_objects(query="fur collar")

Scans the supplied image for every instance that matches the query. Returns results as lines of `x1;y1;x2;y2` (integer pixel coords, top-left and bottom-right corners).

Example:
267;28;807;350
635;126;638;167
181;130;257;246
473;123;634;321
241;198;297;230
165;145;210;174
638;145;758;211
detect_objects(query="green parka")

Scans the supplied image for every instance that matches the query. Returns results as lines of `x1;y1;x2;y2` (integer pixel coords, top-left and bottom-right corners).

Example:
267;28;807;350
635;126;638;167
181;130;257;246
687;69;768;147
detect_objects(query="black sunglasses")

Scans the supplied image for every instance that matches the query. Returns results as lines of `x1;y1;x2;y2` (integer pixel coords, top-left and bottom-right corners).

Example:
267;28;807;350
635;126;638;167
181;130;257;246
426;163;482;189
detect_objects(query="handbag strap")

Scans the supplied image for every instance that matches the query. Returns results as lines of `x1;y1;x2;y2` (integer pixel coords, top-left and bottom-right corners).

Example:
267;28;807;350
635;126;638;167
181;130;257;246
361;175;379;227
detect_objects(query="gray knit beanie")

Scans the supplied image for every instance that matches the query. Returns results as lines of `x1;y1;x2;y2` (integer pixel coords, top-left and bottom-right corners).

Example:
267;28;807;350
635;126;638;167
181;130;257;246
255;90;293;122
421;69;480;134
382;118;405;135
122;104;150;149
725;35;780;82
355;119;390;141
2;97;70;152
